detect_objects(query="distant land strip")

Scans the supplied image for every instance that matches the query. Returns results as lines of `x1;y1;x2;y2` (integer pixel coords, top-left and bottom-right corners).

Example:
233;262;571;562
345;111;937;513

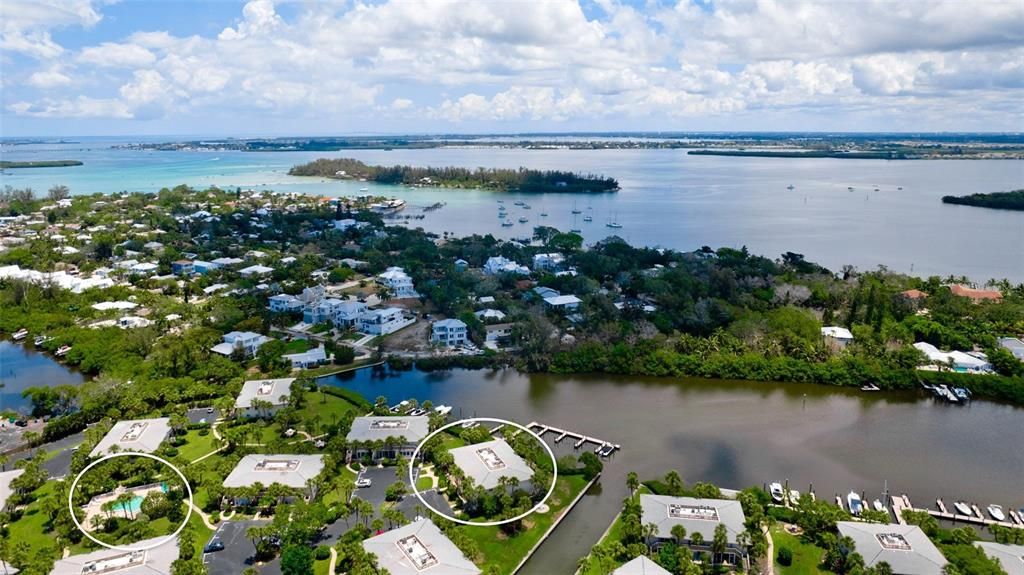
0;160;83;169
289;157;619;194
942;190;1024;211
687;149;908;159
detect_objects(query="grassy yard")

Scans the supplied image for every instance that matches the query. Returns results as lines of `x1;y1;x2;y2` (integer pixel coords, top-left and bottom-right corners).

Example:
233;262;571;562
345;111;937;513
177;429;221;462
771;524;829;575
415;476;434;491
458;474;591;575
314;557;332;575
5;481;61;563
283;339;312;354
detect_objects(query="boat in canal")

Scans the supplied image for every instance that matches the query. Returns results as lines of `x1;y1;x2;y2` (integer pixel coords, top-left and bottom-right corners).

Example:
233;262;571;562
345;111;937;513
769;482;785;503
861;383;881;392
873;499;885;512
847;491;864;515
12;328;28;341
988;504;1006;521
954;500;972;515
55;345;72;357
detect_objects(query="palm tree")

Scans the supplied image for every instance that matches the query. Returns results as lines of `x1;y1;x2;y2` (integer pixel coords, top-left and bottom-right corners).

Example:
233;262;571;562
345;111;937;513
711;523;728;565
671;524;687;546
642;522;659;554
665;470;684;496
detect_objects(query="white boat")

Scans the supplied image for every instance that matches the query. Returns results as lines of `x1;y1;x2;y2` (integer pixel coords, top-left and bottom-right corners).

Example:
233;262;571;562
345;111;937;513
583;215;593;222
954;501;972;515
873;499;885;512
359;187;369;192
55;345;72;357
502;219;514;227
34;335;50;347
847;491;864;515
460;421;479;429
12;328;28;340
518;216;529;223
988;505;1006;522
606;222;623;229
769;482;785;503
787;490;801;504
861;383;881;392
434;405;452;416
571;201;582;214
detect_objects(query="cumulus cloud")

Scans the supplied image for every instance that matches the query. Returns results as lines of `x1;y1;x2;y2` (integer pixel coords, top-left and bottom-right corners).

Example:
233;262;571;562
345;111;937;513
2;0;1022;129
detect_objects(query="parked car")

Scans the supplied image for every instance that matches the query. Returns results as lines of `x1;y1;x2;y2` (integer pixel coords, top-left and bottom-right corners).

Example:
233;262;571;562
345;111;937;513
355;477;372;488
203;540;225;553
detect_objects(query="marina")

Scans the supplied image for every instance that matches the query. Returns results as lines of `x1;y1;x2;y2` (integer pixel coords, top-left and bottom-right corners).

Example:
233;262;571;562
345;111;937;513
524;421;621;457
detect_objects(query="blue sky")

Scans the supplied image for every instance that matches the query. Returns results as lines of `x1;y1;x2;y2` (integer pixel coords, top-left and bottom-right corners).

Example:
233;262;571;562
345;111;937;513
2;0;1022;136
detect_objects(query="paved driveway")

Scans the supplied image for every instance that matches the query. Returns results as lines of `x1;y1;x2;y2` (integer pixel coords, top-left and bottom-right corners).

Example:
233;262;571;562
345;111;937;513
6;431;84;478
203;520;280;575
352;466;418;508
187;407;220;425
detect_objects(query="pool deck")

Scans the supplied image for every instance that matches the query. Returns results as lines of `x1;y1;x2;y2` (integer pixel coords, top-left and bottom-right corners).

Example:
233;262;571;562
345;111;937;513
82;483;165;531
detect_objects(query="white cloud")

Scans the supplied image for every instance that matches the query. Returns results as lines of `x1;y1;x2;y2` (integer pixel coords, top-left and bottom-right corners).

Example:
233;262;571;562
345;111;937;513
27;66;72;88
1;0;102;58
78;42;157;68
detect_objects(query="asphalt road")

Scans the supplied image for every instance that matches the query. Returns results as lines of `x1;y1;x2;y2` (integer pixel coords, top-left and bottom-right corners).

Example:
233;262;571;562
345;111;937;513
5;431;84;478
203;519;281;575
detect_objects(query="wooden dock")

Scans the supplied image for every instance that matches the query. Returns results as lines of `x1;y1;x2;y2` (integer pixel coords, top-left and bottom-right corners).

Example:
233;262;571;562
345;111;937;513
525;422;621;456
890;495;1021;529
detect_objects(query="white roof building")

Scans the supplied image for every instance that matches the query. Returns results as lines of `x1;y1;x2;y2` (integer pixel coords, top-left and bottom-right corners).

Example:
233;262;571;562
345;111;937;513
474;309;506;321
346;416;430;444
49;536;178;575
223;454;324;489
362;519;480;575
640;495;747;545
837;522;948;575
378;266;419;299
913;342;992;373
532;252;566;271
92;301;138;311
235;378;296;410
975;542;1024;575
821;326;854;341
239;264;274;277
483;256;530;276
89;418;172;457
612;556;672;575
449;439;533;490
0;469;26;511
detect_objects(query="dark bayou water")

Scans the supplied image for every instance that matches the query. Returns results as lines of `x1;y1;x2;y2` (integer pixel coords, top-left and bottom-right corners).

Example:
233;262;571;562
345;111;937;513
322;366;1024;574
0;341;86;414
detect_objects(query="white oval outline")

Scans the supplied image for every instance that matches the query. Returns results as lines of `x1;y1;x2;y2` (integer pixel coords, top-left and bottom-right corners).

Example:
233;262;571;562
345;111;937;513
68;451;194;552
407;417;557;527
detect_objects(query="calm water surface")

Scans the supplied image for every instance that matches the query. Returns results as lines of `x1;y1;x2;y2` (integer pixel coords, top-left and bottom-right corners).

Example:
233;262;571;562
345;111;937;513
2;140;1022;281
0;341;86;414
322;367;1024;575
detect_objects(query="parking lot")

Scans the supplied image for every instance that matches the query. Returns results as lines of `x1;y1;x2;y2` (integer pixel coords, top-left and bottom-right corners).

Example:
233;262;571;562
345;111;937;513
187;407;220;425
203;520;280;575
353;465;453;520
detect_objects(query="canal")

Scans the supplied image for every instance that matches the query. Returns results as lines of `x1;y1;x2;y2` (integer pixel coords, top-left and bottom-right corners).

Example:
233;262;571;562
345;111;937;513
322;366;1024;575
0;341;86;415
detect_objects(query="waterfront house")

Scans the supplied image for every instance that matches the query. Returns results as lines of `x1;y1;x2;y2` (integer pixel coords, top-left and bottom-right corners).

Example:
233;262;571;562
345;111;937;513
223;454;324;499
357;307;412;335
997;337;1024;361
0;469;27;513
234;378;296;418
474;309;506;322
484;256;530;276
449;439;533;490
89;418;172;457
913;342;992;373
268;293;305;313
543;294;582;312
975;542;1024;575
333;300;368;327
211;331;273;358
304;297;347;324
378;266;419;299
282;344;328;369
431;318;468;347
362;518;480;575
49;536;178;575
640;495;750;569
532;252;566;272
484;323;513;347
837;522;947;575
821;326;854;347
612;556;671;575
346;416;430;461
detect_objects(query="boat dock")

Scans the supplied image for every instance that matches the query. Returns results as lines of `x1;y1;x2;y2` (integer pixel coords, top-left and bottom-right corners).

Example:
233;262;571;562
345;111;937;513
525;421;621;456
889;495;1022;528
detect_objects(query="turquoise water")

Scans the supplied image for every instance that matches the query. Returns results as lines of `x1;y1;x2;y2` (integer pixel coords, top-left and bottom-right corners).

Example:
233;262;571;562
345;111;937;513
2;138;1022;280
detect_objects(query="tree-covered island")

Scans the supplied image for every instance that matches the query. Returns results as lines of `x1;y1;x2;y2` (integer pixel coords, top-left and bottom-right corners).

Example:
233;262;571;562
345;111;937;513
288;157;620;193
0;160;83;169
942;190;1024;211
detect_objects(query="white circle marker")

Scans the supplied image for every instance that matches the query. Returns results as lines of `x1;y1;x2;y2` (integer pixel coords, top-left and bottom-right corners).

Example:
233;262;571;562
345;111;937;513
68;451;194;552
408;417;557;527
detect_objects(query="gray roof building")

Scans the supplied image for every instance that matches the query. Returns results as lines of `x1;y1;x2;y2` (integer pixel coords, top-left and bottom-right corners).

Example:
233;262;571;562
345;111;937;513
976;542;1024;575
362;518;480;575
346;416;429;444
234;378;296;409
837;522;948;575
223;454;324;489
640;495;747;544
0;469;26;511
49;536;178;575
613;556;672;575
89;418;172;457
449;439;533;490
998;337;1024;361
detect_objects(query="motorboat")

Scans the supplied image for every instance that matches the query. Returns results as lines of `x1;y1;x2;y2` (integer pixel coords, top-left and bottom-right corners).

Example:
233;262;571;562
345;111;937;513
787;184;795;190
597;443;616;457
12;328;28;341
847;491;864;515
952;387;971;401
434;405;452;416
34;335;51;347
787;490;801;504
540;212;548;217
518;216;529;223
460;421;479;429
988;505;1006;522
502;219;514;227
514;201;524;206
570;228;582;234
873;500;885;512
769;482;785;503
583;215;593;222
861;383;881;392
954;501;972;516
55;345;72;357
390;400;410;413
522;204;531;210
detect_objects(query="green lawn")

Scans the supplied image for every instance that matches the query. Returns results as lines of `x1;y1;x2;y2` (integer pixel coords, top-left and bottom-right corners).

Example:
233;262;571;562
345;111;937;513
458;474;591;575
177;429;221;462
5;481;61;564
297;390;362;432
771;524;829;575
314;557;332;575
415;476;433;491
283;339;312;354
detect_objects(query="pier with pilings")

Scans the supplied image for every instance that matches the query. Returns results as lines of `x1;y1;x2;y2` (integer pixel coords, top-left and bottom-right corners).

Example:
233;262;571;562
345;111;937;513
523;421;621;457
